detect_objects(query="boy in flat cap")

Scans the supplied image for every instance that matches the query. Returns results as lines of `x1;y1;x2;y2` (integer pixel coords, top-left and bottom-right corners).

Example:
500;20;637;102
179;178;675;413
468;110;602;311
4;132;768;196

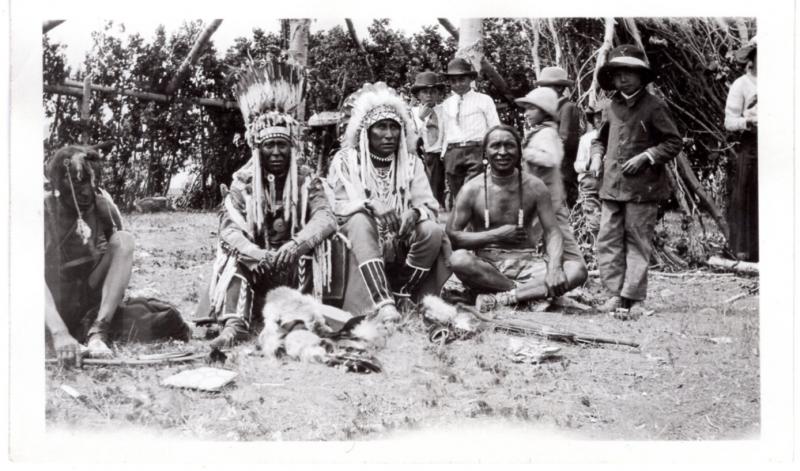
590;45;682;316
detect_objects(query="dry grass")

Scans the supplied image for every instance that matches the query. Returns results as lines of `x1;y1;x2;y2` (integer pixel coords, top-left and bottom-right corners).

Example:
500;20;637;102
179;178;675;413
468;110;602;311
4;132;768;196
45;211;760;440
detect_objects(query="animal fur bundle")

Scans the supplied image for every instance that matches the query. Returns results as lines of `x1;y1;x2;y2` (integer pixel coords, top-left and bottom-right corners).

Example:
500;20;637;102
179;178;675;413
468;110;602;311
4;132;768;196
420;295;482;333
258;287;383;363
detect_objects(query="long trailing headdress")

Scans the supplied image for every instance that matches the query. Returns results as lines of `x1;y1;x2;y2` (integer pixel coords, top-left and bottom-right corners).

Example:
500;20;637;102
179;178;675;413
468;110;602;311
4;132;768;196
333;82;418;211
233;60;306;240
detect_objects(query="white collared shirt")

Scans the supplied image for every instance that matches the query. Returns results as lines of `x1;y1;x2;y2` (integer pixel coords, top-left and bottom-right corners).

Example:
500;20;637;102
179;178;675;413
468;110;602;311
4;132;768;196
441;89;501;145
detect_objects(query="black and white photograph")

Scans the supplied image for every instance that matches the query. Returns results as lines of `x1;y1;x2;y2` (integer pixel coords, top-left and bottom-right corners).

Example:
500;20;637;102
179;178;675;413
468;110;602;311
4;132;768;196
4;0;797;465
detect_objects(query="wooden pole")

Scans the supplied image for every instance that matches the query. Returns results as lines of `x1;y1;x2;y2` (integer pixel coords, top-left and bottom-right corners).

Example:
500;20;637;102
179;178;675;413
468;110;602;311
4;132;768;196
457;18;484;76
479;57;517;105
588;17;616;109
45;82;238;110
164;19;223;95
546;18;562;66
80;74;92;144
287;18;311;121
345;19;375;82
43;20;65;34
527;18;542;77
675;152;731;241
437;18;460;41
287;19;311;67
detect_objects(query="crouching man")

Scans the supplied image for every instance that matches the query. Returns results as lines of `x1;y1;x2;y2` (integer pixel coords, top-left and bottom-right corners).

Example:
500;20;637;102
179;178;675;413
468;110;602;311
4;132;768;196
446;125;586;312
45;144;133;364
203;63;337;348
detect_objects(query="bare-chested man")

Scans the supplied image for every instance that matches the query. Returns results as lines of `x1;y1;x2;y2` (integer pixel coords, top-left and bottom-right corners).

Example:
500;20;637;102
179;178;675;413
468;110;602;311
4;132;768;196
447;125;587;312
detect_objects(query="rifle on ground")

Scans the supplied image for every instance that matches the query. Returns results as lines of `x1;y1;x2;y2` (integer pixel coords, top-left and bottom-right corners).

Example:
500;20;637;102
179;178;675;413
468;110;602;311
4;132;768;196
489;317;639;348
462;305;640;349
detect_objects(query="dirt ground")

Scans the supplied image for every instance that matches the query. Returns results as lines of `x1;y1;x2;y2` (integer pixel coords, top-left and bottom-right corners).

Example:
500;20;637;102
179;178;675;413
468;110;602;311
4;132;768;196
45;211;760;440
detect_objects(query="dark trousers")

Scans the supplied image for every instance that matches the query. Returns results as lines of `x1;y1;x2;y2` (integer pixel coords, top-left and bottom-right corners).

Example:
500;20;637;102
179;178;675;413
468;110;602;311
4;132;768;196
444;144;483;204
424;151;446;208
728;132;758;262
597;200;658;301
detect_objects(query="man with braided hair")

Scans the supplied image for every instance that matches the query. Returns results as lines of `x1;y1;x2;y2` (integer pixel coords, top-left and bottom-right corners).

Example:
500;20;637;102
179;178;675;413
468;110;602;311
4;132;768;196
44;144;132;364
446;125;585;312
327;82;451;322
203;62;337;348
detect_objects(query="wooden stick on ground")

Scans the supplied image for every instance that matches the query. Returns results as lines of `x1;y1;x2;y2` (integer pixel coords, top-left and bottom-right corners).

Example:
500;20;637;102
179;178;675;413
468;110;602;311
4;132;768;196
46;352;207;367
706;256;758;276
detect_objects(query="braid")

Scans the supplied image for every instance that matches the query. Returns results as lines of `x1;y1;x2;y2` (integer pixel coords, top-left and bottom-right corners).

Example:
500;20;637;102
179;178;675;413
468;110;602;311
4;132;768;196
483;157;490;229
517;161;524;227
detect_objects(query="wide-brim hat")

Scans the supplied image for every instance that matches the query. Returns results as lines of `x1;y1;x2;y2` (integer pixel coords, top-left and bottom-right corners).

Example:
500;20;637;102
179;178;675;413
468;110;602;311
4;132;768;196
597;44;656;91
734;35;757;63
534;66;575;87
515;87;560;121
442;57;478;77
410;70;446;93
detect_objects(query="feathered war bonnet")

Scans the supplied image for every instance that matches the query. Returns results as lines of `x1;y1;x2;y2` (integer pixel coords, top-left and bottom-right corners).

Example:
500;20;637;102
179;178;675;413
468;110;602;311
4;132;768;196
233;61;306;239
339;82;418;210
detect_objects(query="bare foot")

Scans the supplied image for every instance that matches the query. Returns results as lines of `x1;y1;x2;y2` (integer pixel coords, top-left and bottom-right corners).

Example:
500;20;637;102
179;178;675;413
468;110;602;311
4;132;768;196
86;335;113;358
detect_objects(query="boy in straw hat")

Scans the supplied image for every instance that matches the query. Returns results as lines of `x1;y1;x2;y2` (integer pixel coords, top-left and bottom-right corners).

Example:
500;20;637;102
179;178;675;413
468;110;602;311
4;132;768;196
517;87;587;298
410;70;447;207
327;82;450;322
535;66;581;209
440;57;501;203
724;35;758;262
590;45;682;317
202;61;337;348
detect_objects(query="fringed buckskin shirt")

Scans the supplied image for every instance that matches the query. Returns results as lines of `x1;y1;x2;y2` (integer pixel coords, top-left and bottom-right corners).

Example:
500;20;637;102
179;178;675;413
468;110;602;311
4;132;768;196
219;164;336;271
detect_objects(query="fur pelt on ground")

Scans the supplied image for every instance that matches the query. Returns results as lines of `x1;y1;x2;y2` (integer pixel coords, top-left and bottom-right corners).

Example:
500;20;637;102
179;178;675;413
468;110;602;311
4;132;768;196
258;286;383;362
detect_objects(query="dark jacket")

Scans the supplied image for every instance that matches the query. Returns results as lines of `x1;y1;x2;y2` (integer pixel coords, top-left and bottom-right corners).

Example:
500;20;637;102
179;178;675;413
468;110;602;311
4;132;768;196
556;97;581;164
591;90;682;202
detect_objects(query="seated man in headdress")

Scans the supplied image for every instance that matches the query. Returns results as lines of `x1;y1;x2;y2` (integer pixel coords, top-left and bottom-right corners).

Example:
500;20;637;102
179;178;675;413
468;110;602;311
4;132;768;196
327;82;451;322
446;125;585;312
44;144;131;364
203;62;337;348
